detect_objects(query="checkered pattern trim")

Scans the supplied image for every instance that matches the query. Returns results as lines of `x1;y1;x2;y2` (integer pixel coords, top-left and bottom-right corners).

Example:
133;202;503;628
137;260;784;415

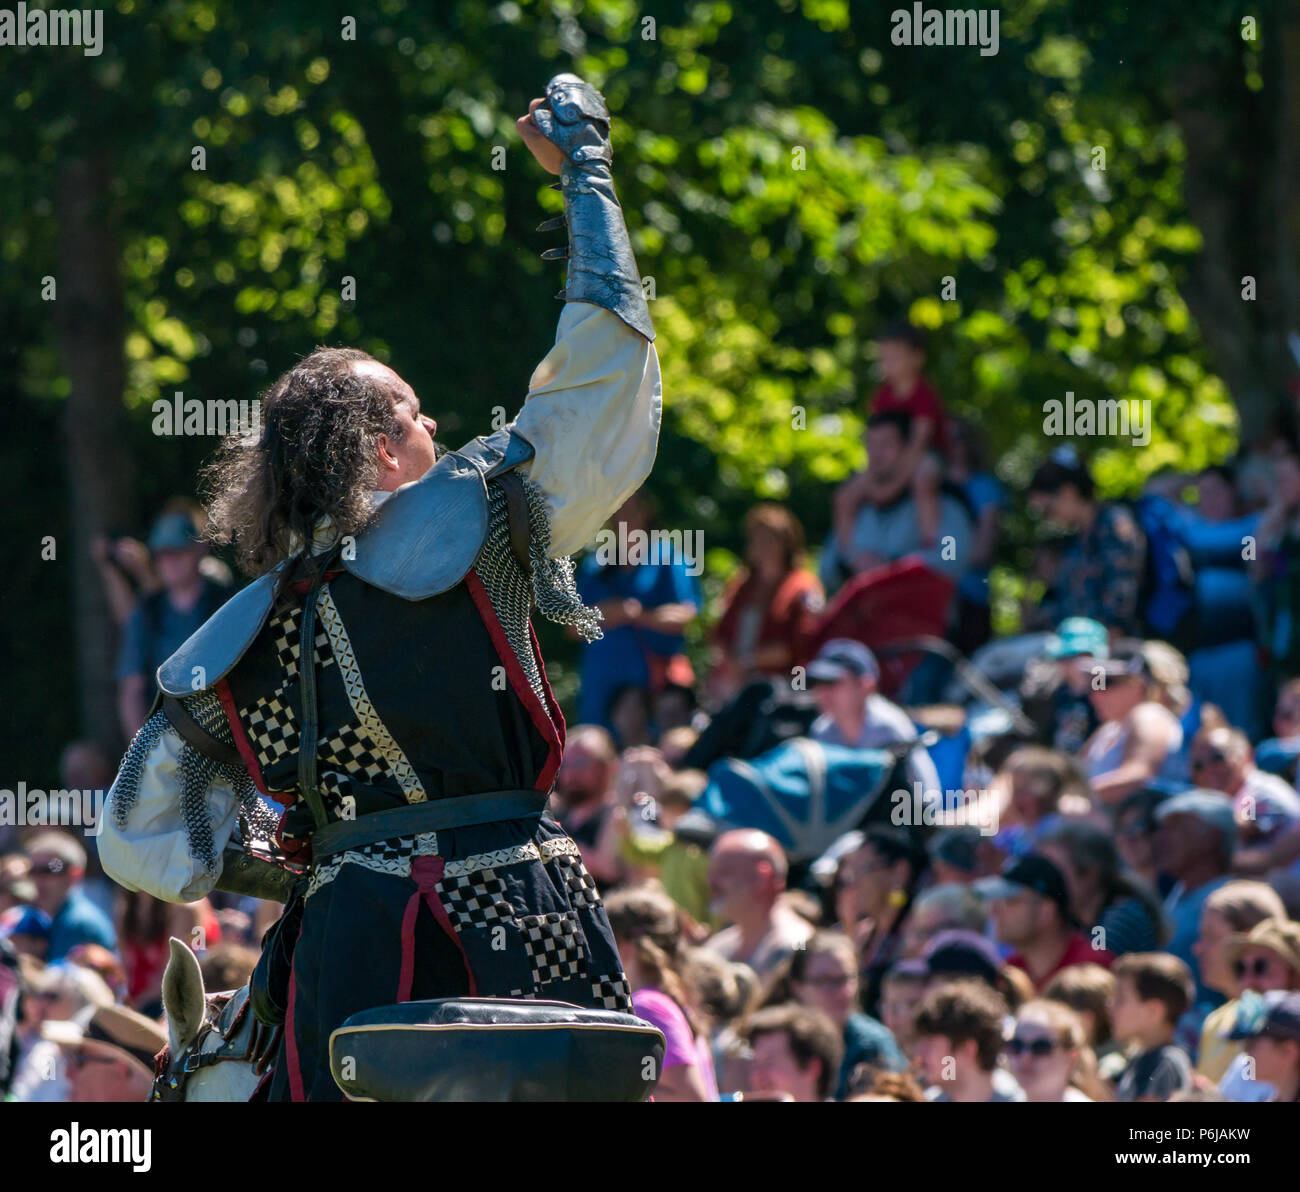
520;910;587;985
435;869;513;931
589;974;634;1012
441;834;578;879
243;692;299;767
303;832;583;900
304;830;440;899
315;587;427;804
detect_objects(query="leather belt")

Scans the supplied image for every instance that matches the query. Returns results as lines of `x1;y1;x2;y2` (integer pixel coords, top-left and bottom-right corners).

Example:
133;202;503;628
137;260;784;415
310;789;551;860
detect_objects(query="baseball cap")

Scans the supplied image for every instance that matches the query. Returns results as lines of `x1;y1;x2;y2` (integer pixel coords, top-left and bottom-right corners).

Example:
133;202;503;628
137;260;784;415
1045;618;1109;661
1154;789;1238;840
1226;990;1300;1043
807;639;879;684
1091;640;1151;679
147;511;201;554
921;929;1002;987
975;853;1076;925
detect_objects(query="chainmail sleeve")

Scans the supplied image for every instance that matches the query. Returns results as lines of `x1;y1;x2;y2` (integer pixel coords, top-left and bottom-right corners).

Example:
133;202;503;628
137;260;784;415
474;474;602;704
100;689;268;902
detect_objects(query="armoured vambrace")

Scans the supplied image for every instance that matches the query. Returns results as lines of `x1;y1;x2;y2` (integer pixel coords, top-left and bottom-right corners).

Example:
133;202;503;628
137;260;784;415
532;73;655;343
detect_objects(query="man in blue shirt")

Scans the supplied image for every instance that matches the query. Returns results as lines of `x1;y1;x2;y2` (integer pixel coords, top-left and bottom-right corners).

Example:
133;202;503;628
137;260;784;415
25;832;117;962
576;491;700;732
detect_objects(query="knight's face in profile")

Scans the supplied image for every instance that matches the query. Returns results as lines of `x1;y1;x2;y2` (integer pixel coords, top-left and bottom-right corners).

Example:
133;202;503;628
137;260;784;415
354;359;439;489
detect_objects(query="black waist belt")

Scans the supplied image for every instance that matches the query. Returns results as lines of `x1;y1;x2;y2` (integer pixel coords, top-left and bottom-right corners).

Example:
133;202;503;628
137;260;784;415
310;789;551;861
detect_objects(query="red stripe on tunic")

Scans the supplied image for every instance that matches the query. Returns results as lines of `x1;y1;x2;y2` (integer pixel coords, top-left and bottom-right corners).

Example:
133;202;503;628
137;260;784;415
463;567;562;792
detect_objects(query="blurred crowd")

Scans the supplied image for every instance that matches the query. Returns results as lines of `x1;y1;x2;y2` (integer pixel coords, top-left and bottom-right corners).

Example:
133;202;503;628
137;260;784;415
6;322;1300;1102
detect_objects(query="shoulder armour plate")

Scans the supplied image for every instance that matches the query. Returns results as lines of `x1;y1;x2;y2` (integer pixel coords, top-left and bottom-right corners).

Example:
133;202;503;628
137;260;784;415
340;425;536;601
156;565;284;697
154;428;535;695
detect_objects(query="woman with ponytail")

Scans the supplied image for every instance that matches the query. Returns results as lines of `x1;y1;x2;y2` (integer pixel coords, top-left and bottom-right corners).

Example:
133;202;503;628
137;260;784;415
606;882;720;1102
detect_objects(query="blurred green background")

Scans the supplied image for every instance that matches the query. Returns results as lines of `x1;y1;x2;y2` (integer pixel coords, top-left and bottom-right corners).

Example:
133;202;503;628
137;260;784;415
3;0;1296;776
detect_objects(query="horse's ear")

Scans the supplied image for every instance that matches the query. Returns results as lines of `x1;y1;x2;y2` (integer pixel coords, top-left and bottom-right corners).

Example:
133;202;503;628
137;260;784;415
162;937;206;1056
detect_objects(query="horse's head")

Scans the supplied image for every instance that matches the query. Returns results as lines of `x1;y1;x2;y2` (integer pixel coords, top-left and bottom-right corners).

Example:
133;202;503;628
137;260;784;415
155;937;264;1102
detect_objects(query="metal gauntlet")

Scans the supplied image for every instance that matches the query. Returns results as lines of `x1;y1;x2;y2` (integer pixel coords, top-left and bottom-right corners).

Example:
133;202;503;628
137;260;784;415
532;73;655;342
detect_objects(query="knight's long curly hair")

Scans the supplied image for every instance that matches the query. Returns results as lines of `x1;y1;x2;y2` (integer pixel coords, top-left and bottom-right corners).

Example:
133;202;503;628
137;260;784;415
202;347;405;578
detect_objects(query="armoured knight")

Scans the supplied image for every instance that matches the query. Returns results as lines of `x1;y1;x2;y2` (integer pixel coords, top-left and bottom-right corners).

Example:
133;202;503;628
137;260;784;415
99;74;661;1101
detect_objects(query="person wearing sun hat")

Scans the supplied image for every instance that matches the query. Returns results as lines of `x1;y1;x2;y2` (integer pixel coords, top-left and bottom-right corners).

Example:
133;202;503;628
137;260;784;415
42;1002;167;1103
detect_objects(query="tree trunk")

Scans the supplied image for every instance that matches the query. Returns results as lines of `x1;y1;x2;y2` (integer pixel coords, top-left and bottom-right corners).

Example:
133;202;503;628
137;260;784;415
52;154;133;752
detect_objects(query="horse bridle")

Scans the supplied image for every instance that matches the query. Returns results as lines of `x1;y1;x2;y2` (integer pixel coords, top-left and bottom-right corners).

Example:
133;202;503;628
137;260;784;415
151;985;276;1102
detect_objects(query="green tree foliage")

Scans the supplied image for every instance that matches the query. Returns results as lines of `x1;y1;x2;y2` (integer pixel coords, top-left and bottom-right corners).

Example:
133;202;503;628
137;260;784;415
0;0;1288;768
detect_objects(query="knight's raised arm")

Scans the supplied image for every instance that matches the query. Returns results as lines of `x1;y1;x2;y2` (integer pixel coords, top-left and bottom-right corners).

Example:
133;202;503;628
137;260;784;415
511;74;662;558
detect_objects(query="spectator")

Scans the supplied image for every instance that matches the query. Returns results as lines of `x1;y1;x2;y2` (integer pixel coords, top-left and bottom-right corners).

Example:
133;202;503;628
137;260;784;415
991;746;1089;859
913;979;1024;1102
62;944;128;1005
878;960;929;1060
1192;882;1289;1084
1114;787;1172;894
1080;642;1184;805
978;854;1114;990
198;942;261;995
1234;991;1300;1102
1042;963;1122;1079
806;639;940;798
1019;617;1107;755
1153;790;1237;997
610;763;713;927
1225;918;1300;997
1027;452;1146;635
23;833;116;962
9;962;114;1102
1110;952;1196;1102
1253;448;1300;685
606;883;718;1102
836;826;929;1014
1187;725;1300;873
945;417;1006;654
785;931;905;1100
820;411;973;589
1254;677;1300;785
551;725;621;886
703;829;812;981
900;882;987;957
114;506;231;740
920;929;1034;1015
926;827;985;886
116;890;222;1018
834;322;949;553
1005;998;1106;1102
1037;819;1166;955
575;490;700;731
741;1002;844;1102
846;1067;927;1102
708;504;823;706
42;1003;166;1103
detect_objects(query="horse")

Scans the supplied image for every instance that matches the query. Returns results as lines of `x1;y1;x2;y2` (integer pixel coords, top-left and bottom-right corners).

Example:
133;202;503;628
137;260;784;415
155;938;265;1102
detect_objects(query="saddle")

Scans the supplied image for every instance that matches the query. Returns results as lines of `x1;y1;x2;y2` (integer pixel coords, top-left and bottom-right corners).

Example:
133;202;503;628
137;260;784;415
328;997;665;1102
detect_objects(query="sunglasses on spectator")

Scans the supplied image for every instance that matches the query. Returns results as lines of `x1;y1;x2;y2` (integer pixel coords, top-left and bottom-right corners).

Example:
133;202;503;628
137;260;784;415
1006;1036;1060;1058
1235;956;1280;979
1191;753;1227;770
